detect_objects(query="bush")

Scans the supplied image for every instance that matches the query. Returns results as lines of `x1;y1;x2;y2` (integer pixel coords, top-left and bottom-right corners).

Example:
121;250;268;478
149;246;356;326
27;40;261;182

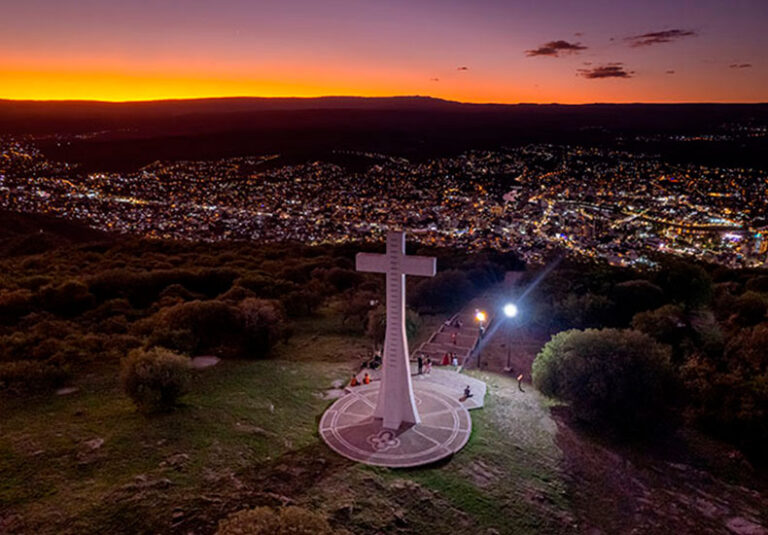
631;304;688;350
216;506;332;535
409;270;474;313
681;322;768;460
553;292;615;329
655;261;712;309
366;305;420;345
0;289;34;322
532;328;672;430
39;279;95;316
0;360;68;395
238;298;287;357
732;291;767;327
121;347;190;412
612;280;665;324
154;300;242;355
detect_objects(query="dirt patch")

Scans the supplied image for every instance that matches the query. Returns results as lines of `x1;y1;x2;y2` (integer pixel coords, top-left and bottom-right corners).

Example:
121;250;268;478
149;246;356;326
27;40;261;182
552;408;768;535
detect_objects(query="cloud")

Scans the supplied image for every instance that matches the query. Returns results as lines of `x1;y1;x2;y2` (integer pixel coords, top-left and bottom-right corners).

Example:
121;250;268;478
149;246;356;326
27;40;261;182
430;77;440;82
457;66;469;71
625;29;696;47
577;63;634;79
666;70;676;74
729;63;752;69
525;40;587;57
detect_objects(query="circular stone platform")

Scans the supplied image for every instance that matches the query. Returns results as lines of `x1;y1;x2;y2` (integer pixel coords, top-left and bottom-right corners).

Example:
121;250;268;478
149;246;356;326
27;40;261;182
319;381;472;467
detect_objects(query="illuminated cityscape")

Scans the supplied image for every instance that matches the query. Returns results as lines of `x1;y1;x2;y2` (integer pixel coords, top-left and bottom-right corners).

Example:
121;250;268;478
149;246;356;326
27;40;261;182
2;135;766;268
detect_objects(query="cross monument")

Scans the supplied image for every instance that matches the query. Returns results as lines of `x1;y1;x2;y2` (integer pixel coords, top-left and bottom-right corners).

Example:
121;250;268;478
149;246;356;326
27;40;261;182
356;231;436;430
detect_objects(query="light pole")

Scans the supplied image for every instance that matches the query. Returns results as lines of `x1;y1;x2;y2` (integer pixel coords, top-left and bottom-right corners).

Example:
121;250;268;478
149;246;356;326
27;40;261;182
474;309;487;368
503;303;518;371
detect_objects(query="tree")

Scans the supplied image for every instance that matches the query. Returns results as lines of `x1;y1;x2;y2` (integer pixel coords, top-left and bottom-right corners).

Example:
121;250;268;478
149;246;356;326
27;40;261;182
732;291;767;327
681;322;768;459
631;304;688;349
533;328;672;430
655;261;712;309
612;280;665;325
238;298;287;357
366;305;420;346
409;270;474;313
553;292;615;329
121;347;190;413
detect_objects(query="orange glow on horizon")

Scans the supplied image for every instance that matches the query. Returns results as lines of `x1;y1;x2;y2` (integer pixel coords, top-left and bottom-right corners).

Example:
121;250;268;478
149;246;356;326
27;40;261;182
2;66;764;105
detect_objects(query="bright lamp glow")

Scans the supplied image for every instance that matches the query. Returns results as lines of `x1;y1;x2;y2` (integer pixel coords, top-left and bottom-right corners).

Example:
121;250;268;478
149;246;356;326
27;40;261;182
503;303;518;318
475;311;487;322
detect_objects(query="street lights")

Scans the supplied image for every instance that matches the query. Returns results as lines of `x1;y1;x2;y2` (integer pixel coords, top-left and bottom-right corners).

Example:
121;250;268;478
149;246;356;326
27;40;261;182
504;302;518;371
474;309;487;369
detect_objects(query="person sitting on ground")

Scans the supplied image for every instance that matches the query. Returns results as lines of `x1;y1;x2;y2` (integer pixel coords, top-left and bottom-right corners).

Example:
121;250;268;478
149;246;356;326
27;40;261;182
363;372;371;385
350;374;359;387
464;385;473;398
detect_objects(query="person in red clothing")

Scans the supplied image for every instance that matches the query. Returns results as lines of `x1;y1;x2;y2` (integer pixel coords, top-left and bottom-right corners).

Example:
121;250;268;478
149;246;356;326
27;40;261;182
350;374;359;387
442;352;450;366
363;372;371;385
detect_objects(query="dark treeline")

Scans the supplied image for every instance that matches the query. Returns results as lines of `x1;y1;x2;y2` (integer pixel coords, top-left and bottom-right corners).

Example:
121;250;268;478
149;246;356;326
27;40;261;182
0;228;516;395
525;257;768;463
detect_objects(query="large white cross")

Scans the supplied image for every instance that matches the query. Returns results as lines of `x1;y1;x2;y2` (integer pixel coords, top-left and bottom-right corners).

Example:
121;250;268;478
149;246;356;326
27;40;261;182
356;231;436;429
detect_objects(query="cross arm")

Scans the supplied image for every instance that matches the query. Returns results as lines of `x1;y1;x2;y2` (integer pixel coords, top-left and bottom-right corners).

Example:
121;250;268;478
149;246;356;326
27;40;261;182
356;252;387;273
402;256;436;277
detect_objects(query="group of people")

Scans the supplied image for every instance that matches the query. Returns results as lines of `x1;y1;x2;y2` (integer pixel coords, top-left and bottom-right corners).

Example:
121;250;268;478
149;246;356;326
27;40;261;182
416;354;433;375
360;353;382;371
441;352;460;367
349;372;371;387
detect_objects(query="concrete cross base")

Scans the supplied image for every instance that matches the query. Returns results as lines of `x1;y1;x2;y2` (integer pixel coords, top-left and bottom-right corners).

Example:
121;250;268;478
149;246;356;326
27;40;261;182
319;381;472;467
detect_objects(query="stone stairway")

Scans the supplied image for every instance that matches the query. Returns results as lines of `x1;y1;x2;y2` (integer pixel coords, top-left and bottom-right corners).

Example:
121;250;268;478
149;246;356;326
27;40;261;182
413;311;492;366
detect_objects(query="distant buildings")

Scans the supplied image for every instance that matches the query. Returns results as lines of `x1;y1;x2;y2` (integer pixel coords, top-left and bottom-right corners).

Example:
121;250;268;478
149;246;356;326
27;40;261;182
1;136;766;268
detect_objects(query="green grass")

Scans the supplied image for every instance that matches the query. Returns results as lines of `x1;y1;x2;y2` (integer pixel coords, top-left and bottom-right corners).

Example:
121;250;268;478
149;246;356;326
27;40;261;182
0;312;576;534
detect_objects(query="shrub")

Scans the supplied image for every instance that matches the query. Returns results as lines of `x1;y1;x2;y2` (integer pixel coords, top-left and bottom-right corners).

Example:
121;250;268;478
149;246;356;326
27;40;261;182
121;347;190;412
631;304;688;349
216;506;332;535
745;275;768;293
681;322;768;460
0;289;34;322
409;270;474;313
39;279;95;315
366;305;420;345
156;300;242;355
532;328;672;430
0;360;68;395
238;298;287;357
612;280;665;324
553;292;615;329
732;291;767;327
655;261;712;309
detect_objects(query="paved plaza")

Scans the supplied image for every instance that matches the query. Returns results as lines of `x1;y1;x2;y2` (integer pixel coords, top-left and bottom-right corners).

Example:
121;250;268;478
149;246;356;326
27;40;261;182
319;379;473;467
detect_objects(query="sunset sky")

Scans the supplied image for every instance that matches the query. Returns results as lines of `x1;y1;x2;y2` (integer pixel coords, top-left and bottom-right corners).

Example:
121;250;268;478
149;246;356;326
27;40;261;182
1;0;766;103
